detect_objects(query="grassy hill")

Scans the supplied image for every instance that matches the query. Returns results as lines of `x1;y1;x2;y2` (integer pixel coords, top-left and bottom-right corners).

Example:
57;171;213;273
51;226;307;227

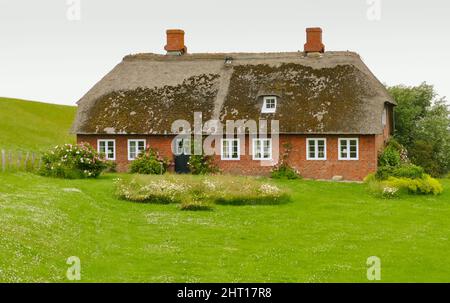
0;97;76;152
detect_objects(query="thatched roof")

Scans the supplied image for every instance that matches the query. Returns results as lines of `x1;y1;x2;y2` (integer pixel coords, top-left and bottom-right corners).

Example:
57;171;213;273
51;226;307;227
72;51;394;135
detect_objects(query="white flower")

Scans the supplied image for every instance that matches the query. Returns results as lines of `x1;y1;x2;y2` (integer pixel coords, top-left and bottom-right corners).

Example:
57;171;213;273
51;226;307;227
259;183;281;195
382;186;398;198
203;179;217;190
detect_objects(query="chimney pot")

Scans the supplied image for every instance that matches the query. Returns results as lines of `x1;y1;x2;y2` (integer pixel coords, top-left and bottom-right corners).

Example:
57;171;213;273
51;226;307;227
304;27;325;53
165;29;187;55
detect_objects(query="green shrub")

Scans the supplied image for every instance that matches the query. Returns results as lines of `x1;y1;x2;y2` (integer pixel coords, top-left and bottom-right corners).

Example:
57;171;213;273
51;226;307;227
366;170;443;196
271;142;301;180
271;163;301;180
386;138;409;163
39;143;106;179
378;146;401;168
391;164;424;179
130;148;168;174
376;164;425;180
188;154;218;175
383;175;443;195
410;140;447;177
375;166;394;180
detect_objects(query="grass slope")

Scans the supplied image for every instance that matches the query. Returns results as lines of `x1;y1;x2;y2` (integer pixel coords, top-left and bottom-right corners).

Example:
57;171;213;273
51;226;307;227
0;97;76;152
0;172;449;282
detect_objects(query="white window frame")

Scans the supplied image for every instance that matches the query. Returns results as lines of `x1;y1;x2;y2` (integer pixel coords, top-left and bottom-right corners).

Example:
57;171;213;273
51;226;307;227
338;138;359;160
306;138;327;160
127;139;146;161
97;139;116;160
221;138;240;160
252;138;272;160
382;107;387;126
261;96;277;113
174;138;191;155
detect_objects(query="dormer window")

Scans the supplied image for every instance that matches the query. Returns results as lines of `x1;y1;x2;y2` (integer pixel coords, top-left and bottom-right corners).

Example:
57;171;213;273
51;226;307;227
262;96;277;113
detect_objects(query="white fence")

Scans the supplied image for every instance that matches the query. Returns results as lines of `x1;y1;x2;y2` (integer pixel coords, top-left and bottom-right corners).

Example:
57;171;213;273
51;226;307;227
1;149;41;172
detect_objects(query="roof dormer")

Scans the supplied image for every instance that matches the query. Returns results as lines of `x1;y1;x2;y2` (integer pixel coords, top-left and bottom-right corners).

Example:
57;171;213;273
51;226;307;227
261;96;277;113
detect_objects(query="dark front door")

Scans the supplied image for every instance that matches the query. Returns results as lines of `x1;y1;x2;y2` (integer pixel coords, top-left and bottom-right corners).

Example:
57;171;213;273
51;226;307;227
175;154;190;174
174;138;190;174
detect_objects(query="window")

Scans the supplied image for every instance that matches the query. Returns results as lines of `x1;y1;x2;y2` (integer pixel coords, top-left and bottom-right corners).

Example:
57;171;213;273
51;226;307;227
262;96;277;113
382;107;387;126
339;138;359;160
174;138;191;155
306;138;327;160
98;139;115;160
221;138;240;160
253;138;272;160
128;139;146;160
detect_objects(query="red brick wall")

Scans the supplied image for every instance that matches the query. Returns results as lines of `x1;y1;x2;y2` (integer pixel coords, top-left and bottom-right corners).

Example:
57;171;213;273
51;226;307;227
279;135;377;180
77;133;381;181
77;134;175;172
375;104;394;155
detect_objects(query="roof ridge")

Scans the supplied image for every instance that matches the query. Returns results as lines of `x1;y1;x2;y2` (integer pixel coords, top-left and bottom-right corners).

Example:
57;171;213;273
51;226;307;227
123;51;360;62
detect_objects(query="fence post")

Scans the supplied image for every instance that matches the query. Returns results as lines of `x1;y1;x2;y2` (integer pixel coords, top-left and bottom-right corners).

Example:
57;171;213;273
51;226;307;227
8;151;12;170
24;152;30;171
31;153;36;170
1;150;5;172
17;151;22;170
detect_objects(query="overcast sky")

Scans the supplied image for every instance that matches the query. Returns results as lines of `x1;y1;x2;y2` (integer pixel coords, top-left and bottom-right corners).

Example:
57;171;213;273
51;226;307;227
0;0;449;105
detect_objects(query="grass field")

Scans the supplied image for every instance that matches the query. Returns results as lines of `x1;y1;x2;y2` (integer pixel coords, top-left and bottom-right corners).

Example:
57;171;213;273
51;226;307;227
1;172;449;282
0;97;76;152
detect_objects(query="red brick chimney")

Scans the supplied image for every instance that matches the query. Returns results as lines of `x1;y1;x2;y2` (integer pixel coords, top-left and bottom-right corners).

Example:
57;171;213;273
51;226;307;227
164;29;187;55
304;27;325;53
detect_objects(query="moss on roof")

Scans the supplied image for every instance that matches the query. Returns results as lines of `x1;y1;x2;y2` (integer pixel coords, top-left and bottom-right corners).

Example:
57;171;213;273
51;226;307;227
220;63;376;133
79;74;220;134
73;51;394;135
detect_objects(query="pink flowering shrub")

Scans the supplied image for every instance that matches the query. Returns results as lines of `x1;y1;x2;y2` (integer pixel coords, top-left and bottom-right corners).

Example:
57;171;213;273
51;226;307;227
40;143;107;179
129;147;169;174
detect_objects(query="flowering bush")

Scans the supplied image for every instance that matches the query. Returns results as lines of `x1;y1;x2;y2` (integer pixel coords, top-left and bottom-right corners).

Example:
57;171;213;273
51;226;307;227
115;178;188;203
115;175;290;209
213;179;289;205
365;172;443;196
271;142;301;179
382;186;399;199
39;143;107;179
129;148;169;174
383;175;443;195
271;163;301;179
378;146;401;168
259;183;282;195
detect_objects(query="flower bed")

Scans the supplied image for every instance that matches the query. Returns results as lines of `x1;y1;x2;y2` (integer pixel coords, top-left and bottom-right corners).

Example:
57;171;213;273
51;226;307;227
115;175;290;210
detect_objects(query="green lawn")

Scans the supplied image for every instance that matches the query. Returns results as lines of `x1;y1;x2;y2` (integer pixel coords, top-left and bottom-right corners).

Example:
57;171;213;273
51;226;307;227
1;172;449;282
0;97;76;152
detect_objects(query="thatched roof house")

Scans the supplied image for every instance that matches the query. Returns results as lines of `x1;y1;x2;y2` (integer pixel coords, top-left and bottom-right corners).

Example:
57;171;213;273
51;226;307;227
74;28;395;180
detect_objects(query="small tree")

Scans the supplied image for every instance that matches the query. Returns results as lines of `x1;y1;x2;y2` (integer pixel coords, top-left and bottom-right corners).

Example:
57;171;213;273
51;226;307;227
387;83;450;177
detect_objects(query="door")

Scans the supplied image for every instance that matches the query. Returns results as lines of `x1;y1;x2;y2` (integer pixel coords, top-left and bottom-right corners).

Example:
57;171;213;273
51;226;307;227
174;138;190;174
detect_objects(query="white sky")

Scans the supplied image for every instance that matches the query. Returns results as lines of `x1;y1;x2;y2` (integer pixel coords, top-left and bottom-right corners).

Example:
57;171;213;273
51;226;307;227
0;0;449;105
